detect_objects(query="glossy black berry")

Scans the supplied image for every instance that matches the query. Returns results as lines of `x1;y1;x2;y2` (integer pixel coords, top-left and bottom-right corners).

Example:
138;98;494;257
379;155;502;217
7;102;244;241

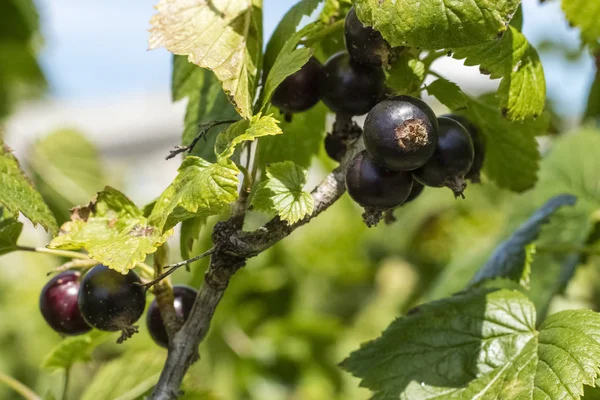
414;116;474;197
39;271;91;336
404;180;425;203
442;114;485;183
272;57;323;115
345;7;390;66
321;52;385;116
346;150;413;210
146;285;197;348
324;134;345;162
363;96;439;171
78;265;146;335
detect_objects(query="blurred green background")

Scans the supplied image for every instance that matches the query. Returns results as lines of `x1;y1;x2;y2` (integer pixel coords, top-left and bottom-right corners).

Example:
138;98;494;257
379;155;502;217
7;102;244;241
1;0;600;399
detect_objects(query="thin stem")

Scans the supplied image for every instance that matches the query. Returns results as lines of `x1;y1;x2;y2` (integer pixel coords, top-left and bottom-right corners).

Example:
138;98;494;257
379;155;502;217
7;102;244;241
62;368;70;400
299;19;344;46
142;248;216;290
17;247;90;260
165;120;239;160
0;371;40;400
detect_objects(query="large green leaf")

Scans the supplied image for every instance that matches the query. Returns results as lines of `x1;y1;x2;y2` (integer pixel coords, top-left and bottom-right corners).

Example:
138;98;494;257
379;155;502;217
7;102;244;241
29;129;106;225
251;161;314;224
256;103;328;168
562;0;600;47
80;350;166;400
342;288;600;399
470;194;577;288
48;187;172;274
0;211;22;256
427;80;547;192
0;139;57;233
352;0;520;49
214;114;282;161
42;331;112;371
452;26;546;121
172;56;239;162
149;0;263;119
149;157;239;232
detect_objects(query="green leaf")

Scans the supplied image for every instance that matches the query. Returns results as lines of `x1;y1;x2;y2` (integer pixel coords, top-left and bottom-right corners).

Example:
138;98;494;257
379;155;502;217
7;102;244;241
149;157;239;232
256;103;328;168
586;71;600;121
470;194;577;288
452;26;546;121
0;139;57;233
426;78;468;111
562;0;600;47
342;288;600;399
42;330;111;371
387;52;425;96
48;187;172;274
352;0;520;49
251;161;314;224
427;81;547;192
172;56;239;162
80;350;166;400
180;216;206;260
0;212;22;256
149;0;263;119
262;0;322;79
29;129;106;225
215;114;282;161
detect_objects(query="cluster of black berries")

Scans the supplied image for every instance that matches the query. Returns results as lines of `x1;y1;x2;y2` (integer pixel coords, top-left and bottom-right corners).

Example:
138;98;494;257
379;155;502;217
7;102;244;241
272;8;485;222
271;8;388;121
39;265;196;347
346;101;484;216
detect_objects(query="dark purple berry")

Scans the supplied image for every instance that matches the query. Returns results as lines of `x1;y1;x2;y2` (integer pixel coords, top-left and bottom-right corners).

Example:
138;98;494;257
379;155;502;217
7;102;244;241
321;52;385;116
414;117;474;197
345;7;390;66
78;265;146;334
39;271;91;336
442;114;485;183
324;134;345;162
346;150;413;210
363;96;439;171
272;57;324;115
146;285;197;348
404;180;425;203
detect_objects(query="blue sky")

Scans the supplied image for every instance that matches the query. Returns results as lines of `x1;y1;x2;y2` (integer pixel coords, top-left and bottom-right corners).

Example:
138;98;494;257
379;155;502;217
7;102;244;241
34;0;594;117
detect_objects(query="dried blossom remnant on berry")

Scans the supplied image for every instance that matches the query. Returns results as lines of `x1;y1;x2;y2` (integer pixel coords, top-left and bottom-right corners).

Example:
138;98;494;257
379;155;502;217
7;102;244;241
395;119;430;151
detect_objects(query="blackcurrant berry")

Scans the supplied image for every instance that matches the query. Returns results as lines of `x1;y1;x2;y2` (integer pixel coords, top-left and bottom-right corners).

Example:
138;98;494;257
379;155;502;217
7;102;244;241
146;285;197;348
271;56;324;116
442;114;485;183
344;7;390;67
404;180;425;203
414;116;474;197
78;265;146;336
39;271;91;336
324;134;345;162
363;96;439;171
320;52;385;116
346;150;413;210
